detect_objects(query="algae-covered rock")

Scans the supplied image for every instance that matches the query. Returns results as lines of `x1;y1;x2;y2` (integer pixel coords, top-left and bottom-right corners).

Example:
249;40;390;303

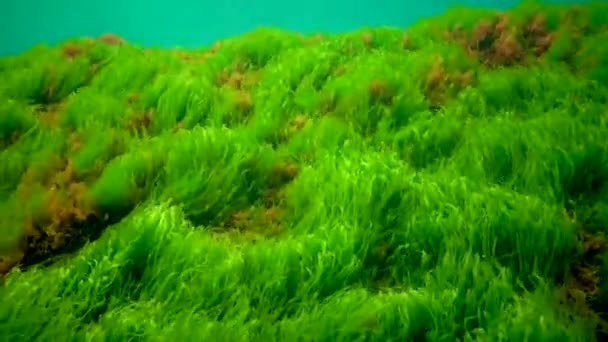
1;1;608;341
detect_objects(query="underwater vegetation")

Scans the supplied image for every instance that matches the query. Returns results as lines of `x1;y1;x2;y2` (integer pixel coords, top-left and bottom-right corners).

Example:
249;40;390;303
1;1;608;340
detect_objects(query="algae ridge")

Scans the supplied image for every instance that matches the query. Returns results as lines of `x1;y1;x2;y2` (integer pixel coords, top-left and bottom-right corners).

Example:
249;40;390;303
1;1;608;340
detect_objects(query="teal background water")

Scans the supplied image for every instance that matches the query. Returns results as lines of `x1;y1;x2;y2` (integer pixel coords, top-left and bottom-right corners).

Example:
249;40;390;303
0;0;587;56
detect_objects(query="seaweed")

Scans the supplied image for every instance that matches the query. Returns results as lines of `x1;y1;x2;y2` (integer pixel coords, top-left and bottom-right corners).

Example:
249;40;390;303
1;1;608;341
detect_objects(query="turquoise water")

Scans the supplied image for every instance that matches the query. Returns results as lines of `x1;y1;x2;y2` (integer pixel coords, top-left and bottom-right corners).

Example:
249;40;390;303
0;0;587;56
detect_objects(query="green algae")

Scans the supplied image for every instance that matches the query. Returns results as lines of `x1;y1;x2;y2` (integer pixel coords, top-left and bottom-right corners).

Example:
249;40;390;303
1;1;608;340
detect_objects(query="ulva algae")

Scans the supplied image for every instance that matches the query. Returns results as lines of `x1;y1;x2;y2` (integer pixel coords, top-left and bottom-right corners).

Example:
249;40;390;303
1;1;608;341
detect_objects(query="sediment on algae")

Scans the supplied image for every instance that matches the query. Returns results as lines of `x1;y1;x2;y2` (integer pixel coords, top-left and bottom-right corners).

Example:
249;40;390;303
1;1;608;340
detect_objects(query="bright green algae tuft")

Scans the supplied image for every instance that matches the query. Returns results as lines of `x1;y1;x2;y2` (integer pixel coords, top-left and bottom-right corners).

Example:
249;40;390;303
1;1;608;341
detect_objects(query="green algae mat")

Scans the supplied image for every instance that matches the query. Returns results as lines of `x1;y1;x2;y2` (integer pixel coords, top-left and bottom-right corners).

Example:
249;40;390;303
1;1;608;341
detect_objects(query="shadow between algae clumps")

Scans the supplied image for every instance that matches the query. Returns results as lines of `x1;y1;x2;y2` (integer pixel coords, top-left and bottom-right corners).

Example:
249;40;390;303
1;1;608;340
